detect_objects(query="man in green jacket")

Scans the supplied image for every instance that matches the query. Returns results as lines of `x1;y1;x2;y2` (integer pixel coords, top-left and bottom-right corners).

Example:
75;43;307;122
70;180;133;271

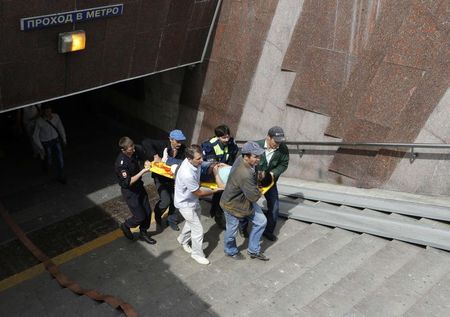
255;126;289;241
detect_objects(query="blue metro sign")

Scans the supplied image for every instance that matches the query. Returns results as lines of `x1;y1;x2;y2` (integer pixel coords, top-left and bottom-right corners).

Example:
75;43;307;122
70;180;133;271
20;4;124;31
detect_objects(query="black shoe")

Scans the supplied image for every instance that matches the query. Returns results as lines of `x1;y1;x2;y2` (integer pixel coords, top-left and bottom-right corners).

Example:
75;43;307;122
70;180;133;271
41;160;48;172
167;220;180;231
56;176;67;184
263;232;278;242
238;227;249;238
120;223;134;240
226;252;245;260
247;251;269;261
139;231;157;244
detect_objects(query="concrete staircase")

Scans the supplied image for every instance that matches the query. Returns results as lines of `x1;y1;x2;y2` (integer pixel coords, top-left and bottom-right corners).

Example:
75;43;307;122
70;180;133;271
277;178;450;251
1;181;450;316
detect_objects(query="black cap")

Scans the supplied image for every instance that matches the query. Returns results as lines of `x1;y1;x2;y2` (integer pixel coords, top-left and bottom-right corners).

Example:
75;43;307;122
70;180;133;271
268;126;286;143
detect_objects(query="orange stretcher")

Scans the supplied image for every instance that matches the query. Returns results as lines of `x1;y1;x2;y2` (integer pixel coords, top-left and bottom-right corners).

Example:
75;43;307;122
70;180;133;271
149;161;274;194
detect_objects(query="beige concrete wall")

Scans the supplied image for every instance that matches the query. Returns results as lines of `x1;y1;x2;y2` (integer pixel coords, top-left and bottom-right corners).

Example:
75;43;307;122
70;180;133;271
384;88;450;195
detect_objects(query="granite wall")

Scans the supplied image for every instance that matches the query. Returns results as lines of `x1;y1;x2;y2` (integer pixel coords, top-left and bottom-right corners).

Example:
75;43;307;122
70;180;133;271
0;0;219;112
179;0;280;143
90;68;185;134
191;0;450;195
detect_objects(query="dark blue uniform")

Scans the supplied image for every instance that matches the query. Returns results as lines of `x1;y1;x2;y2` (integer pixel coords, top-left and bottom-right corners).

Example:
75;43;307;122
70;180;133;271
115;151;151;231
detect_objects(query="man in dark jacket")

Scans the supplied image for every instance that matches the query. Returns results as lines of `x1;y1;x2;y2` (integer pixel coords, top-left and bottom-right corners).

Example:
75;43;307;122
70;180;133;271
201;124;239;229
255;126;289;241
141;129;187;231
220;141;269;261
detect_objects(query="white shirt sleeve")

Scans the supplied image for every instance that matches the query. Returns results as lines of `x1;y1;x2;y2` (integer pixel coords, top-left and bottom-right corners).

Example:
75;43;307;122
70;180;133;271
185;171;200;192
32;119;44;151
161;147;169;163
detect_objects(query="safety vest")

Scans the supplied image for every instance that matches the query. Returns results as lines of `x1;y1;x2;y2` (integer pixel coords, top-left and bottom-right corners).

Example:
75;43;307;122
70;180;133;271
203;137;229;163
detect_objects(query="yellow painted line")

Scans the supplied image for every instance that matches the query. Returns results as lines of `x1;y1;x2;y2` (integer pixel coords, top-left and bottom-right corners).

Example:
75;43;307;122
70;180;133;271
0;229;124;292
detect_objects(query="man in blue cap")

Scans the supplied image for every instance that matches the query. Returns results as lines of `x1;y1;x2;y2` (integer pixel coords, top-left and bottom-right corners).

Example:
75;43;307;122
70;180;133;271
220;141;269;261
141;129;187;231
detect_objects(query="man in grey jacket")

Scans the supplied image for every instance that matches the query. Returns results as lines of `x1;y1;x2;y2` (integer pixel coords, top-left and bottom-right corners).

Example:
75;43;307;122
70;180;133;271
220;141;269;261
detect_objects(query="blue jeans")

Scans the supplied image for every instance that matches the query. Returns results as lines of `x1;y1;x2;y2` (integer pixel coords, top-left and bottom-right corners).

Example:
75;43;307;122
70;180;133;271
223;203;267;256
42;138;64;179
264;184;279;235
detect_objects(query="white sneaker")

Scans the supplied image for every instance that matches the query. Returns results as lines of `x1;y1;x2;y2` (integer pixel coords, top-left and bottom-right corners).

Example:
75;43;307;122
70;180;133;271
182;243;192;254
191;254;210;265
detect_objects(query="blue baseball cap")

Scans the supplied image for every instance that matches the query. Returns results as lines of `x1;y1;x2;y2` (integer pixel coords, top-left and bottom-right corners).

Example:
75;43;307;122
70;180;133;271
241;141;265;155
169;129;186;141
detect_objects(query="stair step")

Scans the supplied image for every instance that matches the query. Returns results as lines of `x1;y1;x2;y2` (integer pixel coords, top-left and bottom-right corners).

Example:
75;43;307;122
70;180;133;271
346;248;450;316
278;178;450;206
249;233;388;316
144;219;312;315
279;195;318;206
277;183;450;221
362;206;448;232
211;228;356;316
197;223;332;315
419;217;450;230
300;240;422;316
316;201;448;233
256;228;356;290
282;200;450;250
389;212;422;223
403;270;450;317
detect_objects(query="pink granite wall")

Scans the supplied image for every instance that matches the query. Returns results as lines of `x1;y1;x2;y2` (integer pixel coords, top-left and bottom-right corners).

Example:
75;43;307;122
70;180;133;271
192;0;279;142
190;0;448;189
283;0;449;187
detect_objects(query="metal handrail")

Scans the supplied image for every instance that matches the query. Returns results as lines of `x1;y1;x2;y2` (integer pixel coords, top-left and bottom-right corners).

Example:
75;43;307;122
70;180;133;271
235;140;450;163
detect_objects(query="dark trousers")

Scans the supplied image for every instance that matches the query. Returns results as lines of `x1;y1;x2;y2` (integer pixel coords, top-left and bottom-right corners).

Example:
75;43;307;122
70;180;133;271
123;188;151;231
263;183;280;235
42;138;64;179
210;192;226;228
210;192;223;217
154;177;182;225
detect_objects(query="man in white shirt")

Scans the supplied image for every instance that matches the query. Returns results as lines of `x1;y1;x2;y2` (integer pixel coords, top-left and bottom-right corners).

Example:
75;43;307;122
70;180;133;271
33;104;67;184
174;144;223;265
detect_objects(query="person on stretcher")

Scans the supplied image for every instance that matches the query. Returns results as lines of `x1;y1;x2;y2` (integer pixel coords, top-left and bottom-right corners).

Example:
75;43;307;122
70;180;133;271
163;156;273;189
201;161;273;189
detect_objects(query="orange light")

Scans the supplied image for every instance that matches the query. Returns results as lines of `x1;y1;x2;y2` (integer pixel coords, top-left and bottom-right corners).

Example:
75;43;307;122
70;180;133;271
58;30;86;53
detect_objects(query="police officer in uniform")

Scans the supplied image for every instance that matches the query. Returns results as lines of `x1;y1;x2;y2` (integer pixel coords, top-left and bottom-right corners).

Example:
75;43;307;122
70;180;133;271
201;124;239;229
115;136;156;244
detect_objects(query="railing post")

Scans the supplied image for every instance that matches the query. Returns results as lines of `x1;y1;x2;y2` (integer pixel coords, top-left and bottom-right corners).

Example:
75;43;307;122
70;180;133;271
410;147;417;163
296;145;304;159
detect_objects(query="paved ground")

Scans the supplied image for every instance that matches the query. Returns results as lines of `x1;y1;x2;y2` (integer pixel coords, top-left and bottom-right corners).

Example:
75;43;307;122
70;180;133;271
0;96;164;279
1;97;450;316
